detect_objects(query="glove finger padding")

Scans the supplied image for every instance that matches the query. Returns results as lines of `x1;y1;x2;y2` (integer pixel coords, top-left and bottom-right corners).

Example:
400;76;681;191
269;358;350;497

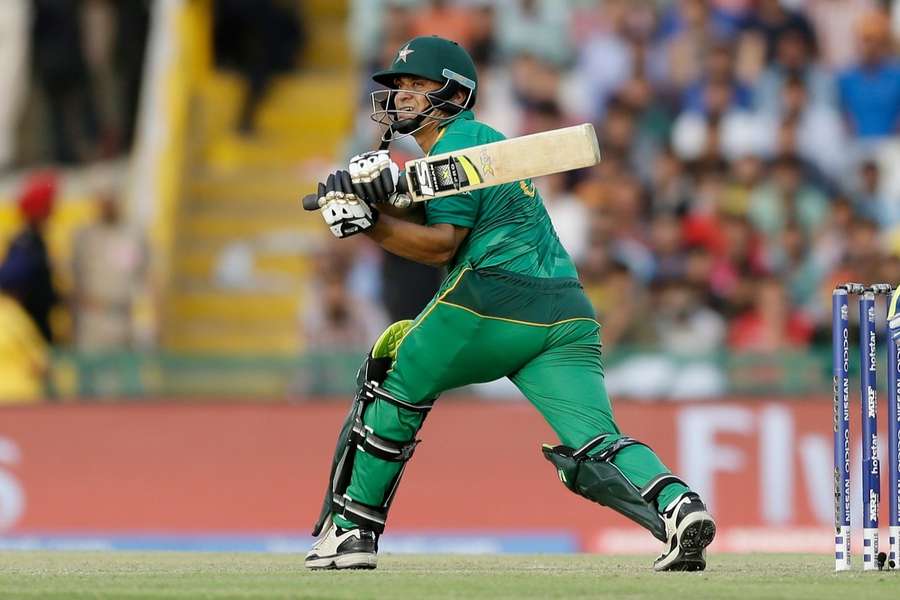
370;170;388;202
315;181;327;208
320;169;378;239
349;150;398;205
380;168;396;197
338;170;356;200
325;172;337;201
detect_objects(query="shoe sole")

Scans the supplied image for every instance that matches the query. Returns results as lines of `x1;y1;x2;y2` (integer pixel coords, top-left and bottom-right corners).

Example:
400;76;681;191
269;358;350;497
654;511;716;572
305;552;378;570
678;511;716;552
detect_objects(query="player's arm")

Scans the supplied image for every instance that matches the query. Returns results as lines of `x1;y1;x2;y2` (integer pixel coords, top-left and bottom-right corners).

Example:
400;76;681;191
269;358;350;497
366;216;468;267
378;201;426;224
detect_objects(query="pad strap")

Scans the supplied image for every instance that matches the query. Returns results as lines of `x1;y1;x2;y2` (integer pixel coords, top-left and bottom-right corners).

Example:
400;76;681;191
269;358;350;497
572;434;612;459
351;422;420;462
589;436;645;461
640;473;687;502
362;381;434;413
333;493;387;531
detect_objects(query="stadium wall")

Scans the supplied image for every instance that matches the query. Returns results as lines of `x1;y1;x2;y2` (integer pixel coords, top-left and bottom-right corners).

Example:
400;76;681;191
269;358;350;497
0;399;863;554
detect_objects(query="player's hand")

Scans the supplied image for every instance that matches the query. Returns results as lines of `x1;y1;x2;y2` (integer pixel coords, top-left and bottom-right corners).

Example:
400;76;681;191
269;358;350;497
349;150;407;206
318;170;378;239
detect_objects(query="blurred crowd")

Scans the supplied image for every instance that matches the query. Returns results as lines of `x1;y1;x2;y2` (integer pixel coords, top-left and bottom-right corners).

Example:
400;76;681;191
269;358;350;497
0;0;151;169
300;0;900;397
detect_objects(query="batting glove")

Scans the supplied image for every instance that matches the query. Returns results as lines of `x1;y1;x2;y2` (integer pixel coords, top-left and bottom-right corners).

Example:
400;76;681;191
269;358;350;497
348;150;410;207
319;170;378;239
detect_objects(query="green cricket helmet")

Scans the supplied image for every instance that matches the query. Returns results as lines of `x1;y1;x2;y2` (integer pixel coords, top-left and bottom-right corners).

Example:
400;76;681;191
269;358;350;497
371;36;477;138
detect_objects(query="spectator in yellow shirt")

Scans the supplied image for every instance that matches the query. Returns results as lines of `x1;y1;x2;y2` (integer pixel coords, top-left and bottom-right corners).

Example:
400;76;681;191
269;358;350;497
0;288;48;404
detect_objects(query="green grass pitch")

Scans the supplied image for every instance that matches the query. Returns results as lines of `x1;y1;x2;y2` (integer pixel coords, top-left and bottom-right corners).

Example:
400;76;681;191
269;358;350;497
1;552;899;599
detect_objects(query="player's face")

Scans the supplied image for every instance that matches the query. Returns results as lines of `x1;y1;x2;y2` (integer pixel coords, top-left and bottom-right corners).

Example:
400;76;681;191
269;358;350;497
392;76;442;116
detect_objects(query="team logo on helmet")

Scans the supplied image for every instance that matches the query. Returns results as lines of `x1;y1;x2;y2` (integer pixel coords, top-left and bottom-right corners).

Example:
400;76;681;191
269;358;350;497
396;44;414;63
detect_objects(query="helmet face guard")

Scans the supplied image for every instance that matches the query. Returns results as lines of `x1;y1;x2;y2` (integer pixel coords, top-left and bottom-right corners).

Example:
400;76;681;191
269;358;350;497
370;68;475;143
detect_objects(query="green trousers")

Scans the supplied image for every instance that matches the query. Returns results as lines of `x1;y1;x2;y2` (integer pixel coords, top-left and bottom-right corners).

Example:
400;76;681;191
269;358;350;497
335;266;688;529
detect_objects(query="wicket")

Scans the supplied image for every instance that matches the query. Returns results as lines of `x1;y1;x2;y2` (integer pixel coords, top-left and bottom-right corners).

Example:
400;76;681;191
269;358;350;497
833;283;900;571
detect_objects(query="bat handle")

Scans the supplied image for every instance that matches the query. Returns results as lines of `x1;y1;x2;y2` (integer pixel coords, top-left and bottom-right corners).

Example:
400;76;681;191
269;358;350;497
302;193;320;211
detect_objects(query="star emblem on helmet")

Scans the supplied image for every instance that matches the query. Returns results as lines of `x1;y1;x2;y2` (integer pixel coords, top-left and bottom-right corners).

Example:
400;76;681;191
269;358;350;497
396;44;414;63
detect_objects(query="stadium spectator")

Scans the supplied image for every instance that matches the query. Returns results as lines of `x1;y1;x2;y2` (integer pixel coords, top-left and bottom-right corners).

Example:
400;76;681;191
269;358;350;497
648;149;692;216
576;1;659;119
850;159;897;228
32;0;101;164
653;278;726;356
721;153;766;217
467;2;498;66
597;98;639;168
672;77;762;163
0;284;49;404
213;0;306;134
842;216;887;285
764;74;846;178
604;174;655;283
299;242;388;394
303;241;388;352
82;0;119;157
754;28;836;118
773;222;827;316
746;154;829;242
0;171;61;343
741;0;818;66
71;189;149;351
838;11;900;138
648;213;688;282
682;43;753;114
728;276;814;351
806;0;877;70
581;256;646;351
657;0;727;91
617;76;675;178
494;0;572;67
409;0;477;51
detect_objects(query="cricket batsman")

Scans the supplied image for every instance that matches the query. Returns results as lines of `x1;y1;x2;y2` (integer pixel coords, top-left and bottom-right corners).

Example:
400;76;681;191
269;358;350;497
304;36;716;572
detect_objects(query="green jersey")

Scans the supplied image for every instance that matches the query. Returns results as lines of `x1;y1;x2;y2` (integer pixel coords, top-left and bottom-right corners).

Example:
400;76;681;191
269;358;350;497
424;111;578;280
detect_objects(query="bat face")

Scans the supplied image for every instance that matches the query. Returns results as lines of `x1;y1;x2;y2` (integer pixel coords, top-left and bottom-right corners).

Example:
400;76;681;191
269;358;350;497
401;123;601;202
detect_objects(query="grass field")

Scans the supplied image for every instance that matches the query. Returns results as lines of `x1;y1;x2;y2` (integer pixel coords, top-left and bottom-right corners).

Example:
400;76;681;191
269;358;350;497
1;552;899;599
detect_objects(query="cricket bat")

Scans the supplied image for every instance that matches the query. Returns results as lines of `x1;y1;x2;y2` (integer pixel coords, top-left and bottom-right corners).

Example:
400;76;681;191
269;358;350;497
302;123;600;210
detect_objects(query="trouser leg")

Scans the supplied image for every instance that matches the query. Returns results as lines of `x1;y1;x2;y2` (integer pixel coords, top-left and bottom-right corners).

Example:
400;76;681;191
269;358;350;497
511;319;690;538
334;299;545;531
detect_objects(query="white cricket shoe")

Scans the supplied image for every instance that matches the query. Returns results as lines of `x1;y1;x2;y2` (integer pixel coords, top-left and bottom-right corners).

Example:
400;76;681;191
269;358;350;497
305;519;378;570
653;492;716;572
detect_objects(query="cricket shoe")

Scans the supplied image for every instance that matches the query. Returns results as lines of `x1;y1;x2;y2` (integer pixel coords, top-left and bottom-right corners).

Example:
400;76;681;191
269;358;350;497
305;519;378;570
653;492;716;572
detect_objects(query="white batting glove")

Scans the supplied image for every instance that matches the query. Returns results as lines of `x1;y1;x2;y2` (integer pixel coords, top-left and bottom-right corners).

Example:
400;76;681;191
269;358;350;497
318;170;378;239
349;150;408;206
